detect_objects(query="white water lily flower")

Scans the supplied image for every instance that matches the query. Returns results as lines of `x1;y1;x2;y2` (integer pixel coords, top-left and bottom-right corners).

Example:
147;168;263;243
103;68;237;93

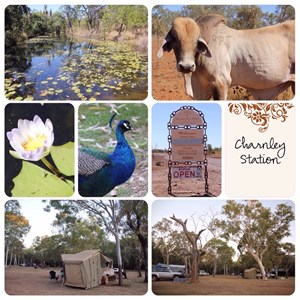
7;115;54;161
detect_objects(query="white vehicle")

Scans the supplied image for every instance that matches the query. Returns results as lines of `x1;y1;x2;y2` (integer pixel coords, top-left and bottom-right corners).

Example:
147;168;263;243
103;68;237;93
199;269;209;276
169;264;186;274
152;265;185;281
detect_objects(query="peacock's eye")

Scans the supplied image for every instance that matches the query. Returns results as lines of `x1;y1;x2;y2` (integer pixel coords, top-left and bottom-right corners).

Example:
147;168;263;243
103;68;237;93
123;122;131;130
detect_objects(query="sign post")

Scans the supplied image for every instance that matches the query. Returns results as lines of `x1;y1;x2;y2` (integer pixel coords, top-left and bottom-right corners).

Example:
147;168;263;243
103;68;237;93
167;106;209;196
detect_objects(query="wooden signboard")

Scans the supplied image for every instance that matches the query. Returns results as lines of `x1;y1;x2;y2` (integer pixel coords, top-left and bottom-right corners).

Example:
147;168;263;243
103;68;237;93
167;106;208;196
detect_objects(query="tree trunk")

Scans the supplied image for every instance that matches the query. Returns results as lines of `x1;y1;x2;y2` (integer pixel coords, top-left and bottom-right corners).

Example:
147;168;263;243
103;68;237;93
5;245;9;267
190;243;199;283
9;251;14;266
249;250;267;280
115;233;123;286
170;215;205;283
213;260;217;277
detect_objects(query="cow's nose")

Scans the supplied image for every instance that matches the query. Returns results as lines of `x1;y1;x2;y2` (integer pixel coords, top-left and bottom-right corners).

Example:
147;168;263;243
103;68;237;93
178;62;195;73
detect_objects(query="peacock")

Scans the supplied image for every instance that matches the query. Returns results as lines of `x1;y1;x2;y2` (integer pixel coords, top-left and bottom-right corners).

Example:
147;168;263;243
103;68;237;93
78;114;136;197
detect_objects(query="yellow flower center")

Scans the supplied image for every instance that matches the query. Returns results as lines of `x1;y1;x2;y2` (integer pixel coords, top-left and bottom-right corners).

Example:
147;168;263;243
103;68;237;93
22;134;46;151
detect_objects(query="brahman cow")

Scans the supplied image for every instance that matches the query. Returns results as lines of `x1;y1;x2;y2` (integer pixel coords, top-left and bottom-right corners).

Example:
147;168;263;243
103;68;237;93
157;14;295;100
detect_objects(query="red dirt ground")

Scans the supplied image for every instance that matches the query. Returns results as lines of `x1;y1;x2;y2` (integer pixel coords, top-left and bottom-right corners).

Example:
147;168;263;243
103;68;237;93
152;38;190;101
152;153;221;197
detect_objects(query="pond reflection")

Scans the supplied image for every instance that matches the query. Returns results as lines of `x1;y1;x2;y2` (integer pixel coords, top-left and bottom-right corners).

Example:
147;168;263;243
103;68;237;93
5;38;148;100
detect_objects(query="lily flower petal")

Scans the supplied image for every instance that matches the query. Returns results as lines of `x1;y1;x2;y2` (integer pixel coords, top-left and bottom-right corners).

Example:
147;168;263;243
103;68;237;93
7;115;54;162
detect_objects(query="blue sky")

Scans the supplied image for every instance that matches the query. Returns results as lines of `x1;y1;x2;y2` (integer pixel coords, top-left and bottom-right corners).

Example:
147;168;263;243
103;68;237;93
160;5;278;13
28;5;61;12
152;103;221;150
29;4;279;14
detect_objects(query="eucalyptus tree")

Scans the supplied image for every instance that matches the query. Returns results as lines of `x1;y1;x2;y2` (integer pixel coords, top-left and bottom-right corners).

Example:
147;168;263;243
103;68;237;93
204;238;235;276
45;200;133;286
152;218;175;265
5;201;31;266
219;200;294;280
170;215;206;283
120;200;148;282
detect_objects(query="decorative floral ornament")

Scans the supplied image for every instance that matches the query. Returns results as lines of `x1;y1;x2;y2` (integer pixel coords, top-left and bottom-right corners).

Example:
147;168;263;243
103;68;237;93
7;115;54;161
228;103;294;132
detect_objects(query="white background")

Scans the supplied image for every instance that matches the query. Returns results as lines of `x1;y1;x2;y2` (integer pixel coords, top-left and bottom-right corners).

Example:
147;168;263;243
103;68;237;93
1;0;299;299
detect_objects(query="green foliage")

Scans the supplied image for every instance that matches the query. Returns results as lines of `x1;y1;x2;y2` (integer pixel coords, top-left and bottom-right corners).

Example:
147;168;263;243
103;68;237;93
219;200;294;278
5;5;30;46
6;5;147;46
103;5;147;32
231;5;264;29
203;238;235;274
5;200;31;266
152;6;180;38
40;200;148;271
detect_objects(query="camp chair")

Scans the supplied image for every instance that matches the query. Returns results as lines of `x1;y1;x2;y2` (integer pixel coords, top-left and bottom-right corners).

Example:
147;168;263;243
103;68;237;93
49;270;59;283
59;269;65;286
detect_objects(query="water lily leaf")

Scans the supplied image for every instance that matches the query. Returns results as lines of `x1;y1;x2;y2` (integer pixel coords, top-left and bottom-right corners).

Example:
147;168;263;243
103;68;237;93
50;142;74;175
11;161;73;197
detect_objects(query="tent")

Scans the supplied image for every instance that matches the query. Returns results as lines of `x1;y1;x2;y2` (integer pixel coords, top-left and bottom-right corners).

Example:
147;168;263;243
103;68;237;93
244;268;257;279
61;250;113;289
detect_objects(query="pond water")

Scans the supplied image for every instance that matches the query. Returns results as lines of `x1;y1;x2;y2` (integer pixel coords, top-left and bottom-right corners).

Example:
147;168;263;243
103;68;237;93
5;38;148;100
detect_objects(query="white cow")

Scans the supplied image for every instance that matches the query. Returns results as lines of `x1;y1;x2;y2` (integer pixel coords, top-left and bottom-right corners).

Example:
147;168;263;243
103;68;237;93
157;14;295;100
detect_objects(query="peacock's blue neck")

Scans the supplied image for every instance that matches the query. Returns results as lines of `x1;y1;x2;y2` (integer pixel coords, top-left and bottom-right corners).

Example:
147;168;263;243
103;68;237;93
113;128;129;154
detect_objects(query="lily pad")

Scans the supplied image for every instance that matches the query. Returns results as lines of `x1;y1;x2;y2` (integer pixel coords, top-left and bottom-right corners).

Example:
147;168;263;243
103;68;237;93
11;162;73;197
50;142;74;175
11;142;74;197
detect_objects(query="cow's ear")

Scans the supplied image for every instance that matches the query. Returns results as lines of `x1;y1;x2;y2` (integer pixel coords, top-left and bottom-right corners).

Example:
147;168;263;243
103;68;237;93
157;31;174;58
197;37;211;57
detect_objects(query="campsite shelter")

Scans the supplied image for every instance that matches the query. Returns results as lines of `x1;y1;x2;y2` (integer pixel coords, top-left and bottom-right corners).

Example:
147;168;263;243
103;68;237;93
61;249;113;289
244;268;257;279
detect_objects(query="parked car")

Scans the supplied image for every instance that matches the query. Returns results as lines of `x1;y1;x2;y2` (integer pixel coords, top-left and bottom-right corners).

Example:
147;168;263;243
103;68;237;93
113;267;127;278
199;270;209;276
152;265;185;281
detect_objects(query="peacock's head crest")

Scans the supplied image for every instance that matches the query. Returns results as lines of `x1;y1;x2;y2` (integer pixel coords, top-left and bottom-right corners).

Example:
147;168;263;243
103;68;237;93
109;113;132;134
